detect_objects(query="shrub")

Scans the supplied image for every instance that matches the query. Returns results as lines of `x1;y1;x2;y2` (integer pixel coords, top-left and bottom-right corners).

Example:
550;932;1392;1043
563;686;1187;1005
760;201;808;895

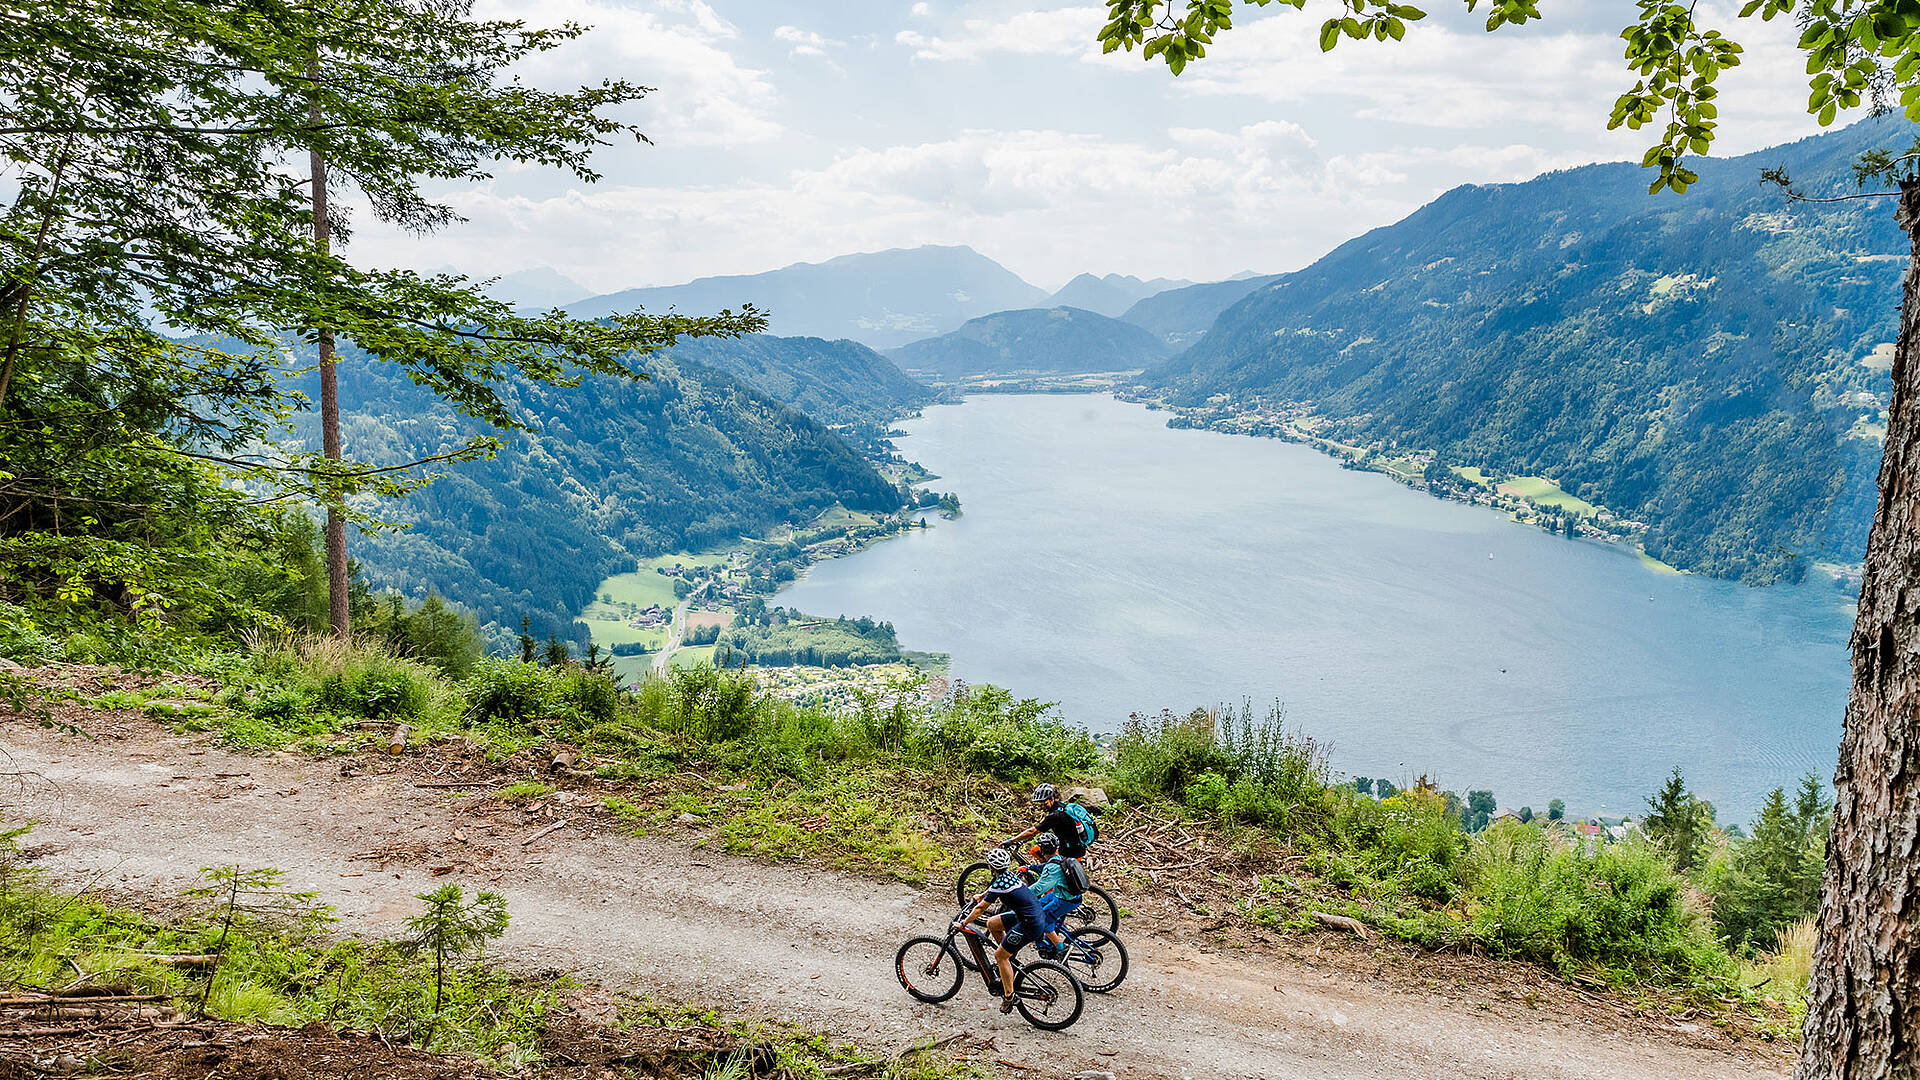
463;659;552;724
1113;708;1226;798
920;684;1094;781
661;664;760;743
0;604;59;665
551;667;619;723
1463;824;1733;984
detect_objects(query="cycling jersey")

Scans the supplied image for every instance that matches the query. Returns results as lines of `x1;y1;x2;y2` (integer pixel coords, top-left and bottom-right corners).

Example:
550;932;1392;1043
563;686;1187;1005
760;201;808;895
986;870;1047;943
1029;856;1072;903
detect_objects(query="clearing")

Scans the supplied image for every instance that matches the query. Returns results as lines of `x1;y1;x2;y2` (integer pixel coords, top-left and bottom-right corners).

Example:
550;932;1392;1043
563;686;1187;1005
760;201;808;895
1494;476;1601;516
1;718;1793;1080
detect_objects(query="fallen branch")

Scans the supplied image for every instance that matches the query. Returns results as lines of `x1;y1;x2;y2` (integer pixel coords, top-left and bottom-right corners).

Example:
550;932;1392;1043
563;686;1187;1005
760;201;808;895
522;819;569;847
1309;911;1371;939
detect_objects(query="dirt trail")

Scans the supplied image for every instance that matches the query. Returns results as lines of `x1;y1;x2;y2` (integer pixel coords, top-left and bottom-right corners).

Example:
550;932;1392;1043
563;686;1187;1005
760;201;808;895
2;723;1791;1080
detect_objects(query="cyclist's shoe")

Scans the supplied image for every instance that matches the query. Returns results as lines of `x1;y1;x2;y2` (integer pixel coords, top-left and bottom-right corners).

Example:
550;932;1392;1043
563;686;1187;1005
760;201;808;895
1037;942;1065;960
999;994;1018;1014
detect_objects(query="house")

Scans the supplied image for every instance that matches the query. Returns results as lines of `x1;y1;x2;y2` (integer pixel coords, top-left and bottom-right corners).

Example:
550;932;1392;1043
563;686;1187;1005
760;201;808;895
1490;808;1519;824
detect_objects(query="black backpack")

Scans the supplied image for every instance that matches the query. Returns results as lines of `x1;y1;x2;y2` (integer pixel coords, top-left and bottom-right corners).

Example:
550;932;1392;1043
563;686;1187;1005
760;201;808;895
1059;856;1091;897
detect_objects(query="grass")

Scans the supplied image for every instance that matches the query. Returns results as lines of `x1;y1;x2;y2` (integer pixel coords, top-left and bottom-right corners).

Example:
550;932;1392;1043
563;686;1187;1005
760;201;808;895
671;644;717;669
0;858;976;1079
807;503;881;531
1496;475;1602;516
1741;918;1815;1018
39;630;1768;1009
1451;466;1494;485
595;552;732;613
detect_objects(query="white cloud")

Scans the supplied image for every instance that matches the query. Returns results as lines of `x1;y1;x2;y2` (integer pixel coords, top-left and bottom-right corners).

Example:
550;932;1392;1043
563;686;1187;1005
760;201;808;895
911;2;932;15
897;7;1104;62
775;24;841;57
355;124;1562;292
478;0;780;147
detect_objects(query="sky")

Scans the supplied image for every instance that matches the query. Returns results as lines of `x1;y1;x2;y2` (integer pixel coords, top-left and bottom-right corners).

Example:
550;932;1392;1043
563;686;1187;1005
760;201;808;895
351;0;1831;296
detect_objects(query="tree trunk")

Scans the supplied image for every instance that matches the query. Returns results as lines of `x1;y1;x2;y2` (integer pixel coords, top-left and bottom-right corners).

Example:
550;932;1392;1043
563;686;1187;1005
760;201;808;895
1797;180;1920;1080
310;140;349;638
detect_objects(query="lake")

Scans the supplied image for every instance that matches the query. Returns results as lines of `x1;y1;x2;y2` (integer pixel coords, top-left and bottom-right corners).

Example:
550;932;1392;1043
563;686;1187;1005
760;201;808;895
778;393;1854;824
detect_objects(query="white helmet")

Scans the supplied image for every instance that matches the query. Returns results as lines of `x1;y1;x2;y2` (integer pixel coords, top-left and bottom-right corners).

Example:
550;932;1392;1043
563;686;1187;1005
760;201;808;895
986;848;1013;872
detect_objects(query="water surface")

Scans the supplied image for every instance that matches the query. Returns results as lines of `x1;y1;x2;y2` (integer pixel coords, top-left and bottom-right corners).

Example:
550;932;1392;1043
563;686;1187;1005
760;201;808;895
779;394;1853;822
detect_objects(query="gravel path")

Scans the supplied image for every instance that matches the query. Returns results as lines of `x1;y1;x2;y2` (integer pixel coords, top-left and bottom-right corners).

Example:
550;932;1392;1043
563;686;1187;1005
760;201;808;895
1;722;1793;1080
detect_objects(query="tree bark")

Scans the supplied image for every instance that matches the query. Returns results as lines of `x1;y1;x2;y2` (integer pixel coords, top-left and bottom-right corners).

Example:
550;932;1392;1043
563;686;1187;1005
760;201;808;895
310;139;349;638
1797;180;1920;1080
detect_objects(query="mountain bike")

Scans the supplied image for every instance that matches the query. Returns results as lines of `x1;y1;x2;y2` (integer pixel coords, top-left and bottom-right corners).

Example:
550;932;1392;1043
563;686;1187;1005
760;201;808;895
942;915;1129;993
894;910;1086;1031
953;855;1119;932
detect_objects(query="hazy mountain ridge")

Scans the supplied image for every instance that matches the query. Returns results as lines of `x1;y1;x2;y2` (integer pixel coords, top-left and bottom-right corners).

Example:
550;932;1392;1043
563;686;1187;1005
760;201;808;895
887;305;1173;379
1047;272;1195;316
1119;274;1285;346
563;246;1046;349
1147;115;1913;582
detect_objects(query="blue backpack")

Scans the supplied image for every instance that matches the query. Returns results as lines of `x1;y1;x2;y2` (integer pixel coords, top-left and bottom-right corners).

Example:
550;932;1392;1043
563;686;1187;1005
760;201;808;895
1061;801;1098;847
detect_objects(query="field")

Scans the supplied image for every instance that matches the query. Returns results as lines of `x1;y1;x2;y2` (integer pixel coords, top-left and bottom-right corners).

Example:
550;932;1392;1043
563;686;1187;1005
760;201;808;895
1497;475;1602;516
807;503;884;531
1451;466;1493;485
670;644;717;669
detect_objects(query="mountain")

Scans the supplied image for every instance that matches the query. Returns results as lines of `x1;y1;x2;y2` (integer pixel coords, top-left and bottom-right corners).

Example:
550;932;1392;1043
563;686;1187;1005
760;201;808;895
1119;274;1283;346
564;246;1046;349
887;306;1173;380
486;267;589;310
1047;272;1194;317
1147;115;1916;584
657;334;930;437
308;346;904;640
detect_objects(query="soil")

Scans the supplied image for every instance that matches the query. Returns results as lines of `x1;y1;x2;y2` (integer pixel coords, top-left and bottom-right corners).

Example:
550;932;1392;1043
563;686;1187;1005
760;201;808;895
0;712;1799;1080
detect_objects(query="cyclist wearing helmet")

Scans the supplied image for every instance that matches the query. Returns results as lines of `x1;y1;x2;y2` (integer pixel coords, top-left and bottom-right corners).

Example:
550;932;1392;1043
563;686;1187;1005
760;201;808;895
1023;833;1077;955
954;846;1047;1014
1010;783;1089;859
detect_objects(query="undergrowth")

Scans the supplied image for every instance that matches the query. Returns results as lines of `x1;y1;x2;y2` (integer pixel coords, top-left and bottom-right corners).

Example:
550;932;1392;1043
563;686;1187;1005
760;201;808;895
0;833;974;1078
16;631;1773;1005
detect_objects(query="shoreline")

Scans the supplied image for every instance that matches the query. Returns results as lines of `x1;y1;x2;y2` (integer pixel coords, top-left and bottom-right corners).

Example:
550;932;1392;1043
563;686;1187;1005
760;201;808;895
1112;388;1866;591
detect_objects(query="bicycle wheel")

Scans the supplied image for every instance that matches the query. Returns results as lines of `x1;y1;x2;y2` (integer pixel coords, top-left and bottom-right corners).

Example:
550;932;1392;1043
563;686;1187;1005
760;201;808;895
1057;927;1128;993
895;936;963;1003
1061;885;1119;932
954;861;995;907
1011;959;1084;1031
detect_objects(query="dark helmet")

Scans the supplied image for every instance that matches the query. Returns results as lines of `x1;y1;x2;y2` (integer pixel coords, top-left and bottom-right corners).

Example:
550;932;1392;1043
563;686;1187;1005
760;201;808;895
1030;782;1057;804
1032;832;1060;858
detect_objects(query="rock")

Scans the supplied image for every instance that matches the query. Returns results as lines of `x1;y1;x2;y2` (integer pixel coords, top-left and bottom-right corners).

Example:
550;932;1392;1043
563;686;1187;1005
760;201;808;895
674;812;704;825
1071;1072;1117;1080
1069;786;1111;810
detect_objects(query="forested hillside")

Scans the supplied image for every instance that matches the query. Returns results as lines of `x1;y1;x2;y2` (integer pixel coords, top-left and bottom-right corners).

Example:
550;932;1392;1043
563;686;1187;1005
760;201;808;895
564;246;1045;349
658;334;930;442
889;306;1172;379
1147;117;1913;582
1120;274;1283;346
306;349;904;641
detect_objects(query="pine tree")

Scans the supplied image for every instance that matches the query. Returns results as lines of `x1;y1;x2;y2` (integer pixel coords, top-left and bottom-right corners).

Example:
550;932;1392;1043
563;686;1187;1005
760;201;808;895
1644;768;1710;874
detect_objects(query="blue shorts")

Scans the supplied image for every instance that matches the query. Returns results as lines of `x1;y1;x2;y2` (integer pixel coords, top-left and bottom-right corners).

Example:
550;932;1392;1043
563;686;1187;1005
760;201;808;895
1039;894;1080;930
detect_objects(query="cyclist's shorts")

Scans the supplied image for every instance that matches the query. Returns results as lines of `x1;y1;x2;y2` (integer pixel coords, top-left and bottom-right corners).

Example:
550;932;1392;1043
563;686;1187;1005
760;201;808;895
1039;894;1080;931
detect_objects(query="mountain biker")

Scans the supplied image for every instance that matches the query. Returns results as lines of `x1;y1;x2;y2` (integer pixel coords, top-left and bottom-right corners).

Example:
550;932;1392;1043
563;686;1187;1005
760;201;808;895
1022;832;1079;955
955;847;1047;1014
1008;783;1095;859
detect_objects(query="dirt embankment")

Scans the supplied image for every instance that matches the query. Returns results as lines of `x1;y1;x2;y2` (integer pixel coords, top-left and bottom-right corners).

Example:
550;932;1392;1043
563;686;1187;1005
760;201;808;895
0;716;1795;1080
